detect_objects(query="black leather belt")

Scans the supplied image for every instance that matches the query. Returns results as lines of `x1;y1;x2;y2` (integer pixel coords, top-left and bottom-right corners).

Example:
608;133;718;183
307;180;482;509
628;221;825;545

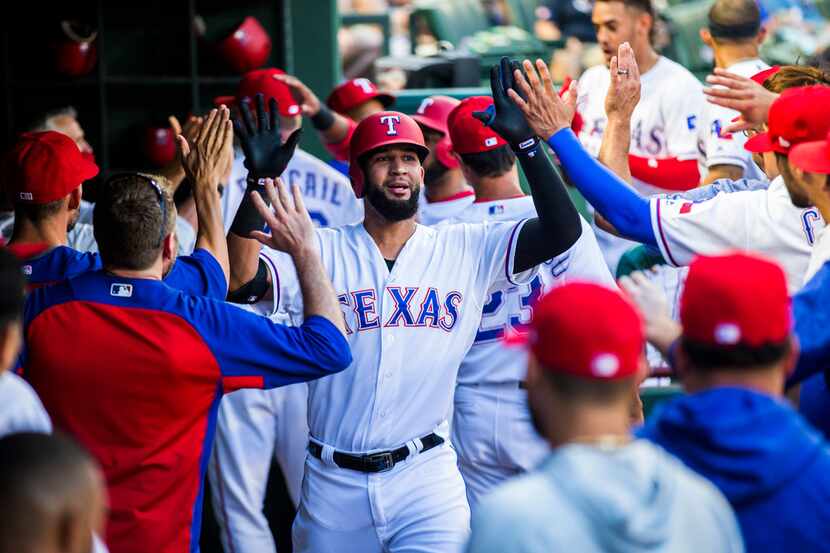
308;433;444;473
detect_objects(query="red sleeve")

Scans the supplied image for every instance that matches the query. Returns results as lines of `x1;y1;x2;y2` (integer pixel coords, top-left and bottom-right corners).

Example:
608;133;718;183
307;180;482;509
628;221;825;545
323;119;357;162
628;154;700;191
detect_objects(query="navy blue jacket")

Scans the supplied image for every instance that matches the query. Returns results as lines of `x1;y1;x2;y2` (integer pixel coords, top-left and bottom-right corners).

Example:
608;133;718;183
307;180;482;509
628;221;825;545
638;387;830;552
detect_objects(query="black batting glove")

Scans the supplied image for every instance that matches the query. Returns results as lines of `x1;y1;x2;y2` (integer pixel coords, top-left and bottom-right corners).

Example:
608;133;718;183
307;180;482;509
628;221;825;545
473;57;539;154
233;93;302;182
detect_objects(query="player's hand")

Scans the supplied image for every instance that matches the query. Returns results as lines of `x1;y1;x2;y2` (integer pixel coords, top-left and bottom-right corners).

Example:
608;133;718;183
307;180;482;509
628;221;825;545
618;271;681;353
605;42;640;121
250;178;316;257
473;57;539;152
703;68;778;134
234;93;302;180
177;106;233;192
272;73;322;117
508;57;577;141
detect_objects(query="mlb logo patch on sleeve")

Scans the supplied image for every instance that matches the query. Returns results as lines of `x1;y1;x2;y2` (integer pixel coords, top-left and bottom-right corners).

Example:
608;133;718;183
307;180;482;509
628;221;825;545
110;283;134;297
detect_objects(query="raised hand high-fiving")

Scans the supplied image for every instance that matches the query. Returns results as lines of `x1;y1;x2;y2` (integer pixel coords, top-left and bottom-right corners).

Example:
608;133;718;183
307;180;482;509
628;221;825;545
509;58;577;141
473;57;539;153
233;93;302;182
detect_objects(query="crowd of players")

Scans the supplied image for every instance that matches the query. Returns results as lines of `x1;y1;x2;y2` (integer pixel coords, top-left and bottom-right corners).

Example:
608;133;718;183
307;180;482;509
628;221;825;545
2;0;830;551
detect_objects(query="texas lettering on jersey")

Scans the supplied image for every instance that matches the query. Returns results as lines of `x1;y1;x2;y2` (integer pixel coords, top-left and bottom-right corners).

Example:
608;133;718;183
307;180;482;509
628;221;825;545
338;286;463;333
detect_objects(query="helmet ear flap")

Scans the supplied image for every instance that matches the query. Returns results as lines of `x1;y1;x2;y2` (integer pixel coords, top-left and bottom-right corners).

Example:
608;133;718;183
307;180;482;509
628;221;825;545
435;137;459;169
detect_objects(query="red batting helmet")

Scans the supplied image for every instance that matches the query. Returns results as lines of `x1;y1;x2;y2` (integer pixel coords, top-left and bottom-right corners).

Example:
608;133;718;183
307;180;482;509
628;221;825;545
54;21;97;77
215;17;272;74
348;111;430;198
411;95;460;169
327;79;395;115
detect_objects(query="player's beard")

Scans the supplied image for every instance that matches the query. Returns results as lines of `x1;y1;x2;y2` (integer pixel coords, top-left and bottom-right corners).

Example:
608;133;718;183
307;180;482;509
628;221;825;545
365;181;421;222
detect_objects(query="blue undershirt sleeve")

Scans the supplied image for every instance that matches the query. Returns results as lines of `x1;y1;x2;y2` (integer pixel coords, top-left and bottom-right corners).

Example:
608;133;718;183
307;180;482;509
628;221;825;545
546;128;657;248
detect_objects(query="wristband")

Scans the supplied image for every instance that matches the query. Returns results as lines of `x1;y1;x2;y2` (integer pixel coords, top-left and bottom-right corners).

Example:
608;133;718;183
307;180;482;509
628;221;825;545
311;105;336;131
515;138;542;158
227;258;270;304
230;181;271;237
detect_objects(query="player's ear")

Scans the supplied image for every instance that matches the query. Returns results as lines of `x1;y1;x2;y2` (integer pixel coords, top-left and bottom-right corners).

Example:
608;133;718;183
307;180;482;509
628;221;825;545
68;186;83;211
699;28;713;47
162;232;176;263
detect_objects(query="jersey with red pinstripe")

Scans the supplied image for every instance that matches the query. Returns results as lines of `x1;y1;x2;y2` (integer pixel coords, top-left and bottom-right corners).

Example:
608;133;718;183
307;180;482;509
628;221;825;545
20;260;351;553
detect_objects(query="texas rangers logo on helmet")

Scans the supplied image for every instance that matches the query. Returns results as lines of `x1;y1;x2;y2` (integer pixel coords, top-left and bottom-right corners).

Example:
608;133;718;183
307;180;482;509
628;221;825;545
380;115;401;136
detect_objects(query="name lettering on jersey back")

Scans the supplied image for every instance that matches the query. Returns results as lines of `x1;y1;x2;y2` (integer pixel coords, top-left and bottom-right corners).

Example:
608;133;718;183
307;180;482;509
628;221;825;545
284;169;345;206
338;287;463;334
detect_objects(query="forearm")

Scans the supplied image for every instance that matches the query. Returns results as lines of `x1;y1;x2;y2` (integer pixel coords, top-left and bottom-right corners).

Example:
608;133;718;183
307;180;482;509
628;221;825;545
514;143;583;272
598;116;633;183
227;232;263;293
193;183;230;285
547;129;656;246
311;105;352;145
292;247;347;336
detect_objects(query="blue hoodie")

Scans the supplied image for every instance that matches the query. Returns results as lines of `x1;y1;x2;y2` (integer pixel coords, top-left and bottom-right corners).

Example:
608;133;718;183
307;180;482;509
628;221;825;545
638;387;830;553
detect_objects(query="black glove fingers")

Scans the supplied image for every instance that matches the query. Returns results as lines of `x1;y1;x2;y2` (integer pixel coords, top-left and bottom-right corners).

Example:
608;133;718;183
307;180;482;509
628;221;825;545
239;98;257;137
269;98;280;137
255;93;269;132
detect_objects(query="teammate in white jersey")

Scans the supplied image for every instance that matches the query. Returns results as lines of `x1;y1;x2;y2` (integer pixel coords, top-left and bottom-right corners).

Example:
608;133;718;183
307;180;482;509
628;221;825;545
441;96;615;511
577;0;704;271
227;58;586;553
512;61;830;293
697;0;769;184
411;95;476;225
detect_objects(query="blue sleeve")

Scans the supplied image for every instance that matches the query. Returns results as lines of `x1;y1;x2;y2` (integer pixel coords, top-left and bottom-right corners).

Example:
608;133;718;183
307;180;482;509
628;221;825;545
667;178;769;202
546;129;657;247
789;263;830;386
189;299;353;389
164;248;227;300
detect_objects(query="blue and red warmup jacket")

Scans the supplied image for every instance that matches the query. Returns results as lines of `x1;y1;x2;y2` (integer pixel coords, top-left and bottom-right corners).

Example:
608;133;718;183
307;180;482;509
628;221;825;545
20;253;351;553
12;243;225;299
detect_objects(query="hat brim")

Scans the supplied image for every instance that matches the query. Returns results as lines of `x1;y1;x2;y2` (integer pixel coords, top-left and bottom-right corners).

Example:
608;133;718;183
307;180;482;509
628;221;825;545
375;92;395;109
79;155;100;181
790;140;830;174
744;132;787;154
411;114;446;135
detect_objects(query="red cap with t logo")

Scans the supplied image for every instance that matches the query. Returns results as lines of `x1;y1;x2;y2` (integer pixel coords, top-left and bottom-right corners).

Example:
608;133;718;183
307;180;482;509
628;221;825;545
745;85;830;154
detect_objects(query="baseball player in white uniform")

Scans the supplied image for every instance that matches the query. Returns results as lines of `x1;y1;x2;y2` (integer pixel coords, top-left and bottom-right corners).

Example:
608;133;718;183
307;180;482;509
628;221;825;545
411;95;476;226
225;58;588;552
578;0;704;272
209;77;363;553
439;96;616;511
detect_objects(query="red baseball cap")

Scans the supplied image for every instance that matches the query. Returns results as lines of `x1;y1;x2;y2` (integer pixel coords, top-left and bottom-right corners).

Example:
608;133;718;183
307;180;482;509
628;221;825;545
508;282;644;380
750;65;781;86
745;86;830;154
5;131;99;204
213;68;301;117
411;95;460;135
447;96;508;155
326;78;395;115
790;129;830;174
681;253;790;347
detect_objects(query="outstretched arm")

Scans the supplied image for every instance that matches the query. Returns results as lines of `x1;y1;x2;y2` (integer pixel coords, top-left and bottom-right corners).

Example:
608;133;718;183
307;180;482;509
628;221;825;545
509;57;657;248
475;57;582;274
226;94;302;298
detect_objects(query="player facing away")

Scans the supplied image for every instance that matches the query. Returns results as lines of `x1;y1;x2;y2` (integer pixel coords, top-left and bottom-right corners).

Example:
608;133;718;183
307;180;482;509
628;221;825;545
443;95;617;512
227;57;585;552
19;161;353;552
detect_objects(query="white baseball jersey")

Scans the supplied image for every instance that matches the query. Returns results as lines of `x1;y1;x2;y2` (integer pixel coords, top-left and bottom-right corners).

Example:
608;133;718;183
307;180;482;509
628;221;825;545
577;57;705;271
259;219;536;452
449;197;616;385
223;148;363;233
0;371;52;438
699;58;769;181
650;176;825;292
447;196;615;512
418;189;476;226
577;56;704;196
